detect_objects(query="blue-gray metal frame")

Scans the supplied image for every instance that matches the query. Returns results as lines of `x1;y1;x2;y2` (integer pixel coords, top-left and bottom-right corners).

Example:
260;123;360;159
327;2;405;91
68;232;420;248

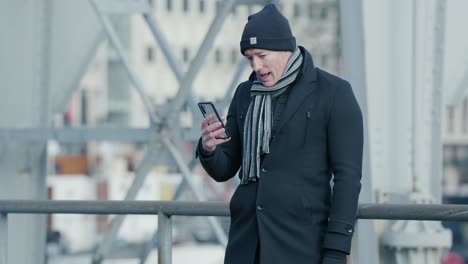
139;159;196;263
142;13;203;116
158;213;172;264
0;128;157;142
0;214;6;264
149;0;248;186
35;1;54;263
87;0;270;263
1;201;468;221
88;0;243;262
1;201;468;264
93;0;152;14
219;58;249;111
39;0;52;126
167;0;240;123
3;0;284;263
162;136;228;245
54;32;105;115
86;0;211;260
430;0;447;202
144;11;247;140
338;0;378;263
0;200;229;216
91;141;164;264
411;0;421;193
89;0;161;125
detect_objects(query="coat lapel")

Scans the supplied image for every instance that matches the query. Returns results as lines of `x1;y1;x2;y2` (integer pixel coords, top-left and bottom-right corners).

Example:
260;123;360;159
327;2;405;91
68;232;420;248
274;48;318;134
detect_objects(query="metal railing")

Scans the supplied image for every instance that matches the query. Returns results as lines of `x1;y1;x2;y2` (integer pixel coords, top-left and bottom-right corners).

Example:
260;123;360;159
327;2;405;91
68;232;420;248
1;200;468;264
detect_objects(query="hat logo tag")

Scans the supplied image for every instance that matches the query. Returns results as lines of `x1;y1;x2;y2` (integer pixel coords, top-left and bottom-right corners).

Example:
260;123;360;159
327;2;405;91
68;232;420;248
250;37;257;45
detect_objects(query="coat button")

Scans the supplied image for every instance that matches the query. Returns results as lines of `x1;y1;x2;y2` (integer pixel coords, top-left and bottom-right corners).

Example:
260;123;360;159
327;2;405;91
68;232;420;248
257;204;264;211
347;228;353;233
261;168;267;173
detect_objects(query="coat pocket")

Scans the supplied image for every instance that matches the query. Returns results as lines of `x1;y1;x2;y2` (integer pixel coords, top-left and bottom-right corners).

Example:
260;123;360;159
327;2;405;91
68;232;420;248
301;190;329;225
304;110;312;144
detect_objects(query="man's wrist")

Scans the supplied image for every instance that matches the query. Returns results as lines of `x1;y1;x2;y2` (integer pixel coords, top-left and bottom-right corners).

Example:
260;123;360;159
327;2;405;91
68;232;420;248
197;138;215;158
199;145;214;156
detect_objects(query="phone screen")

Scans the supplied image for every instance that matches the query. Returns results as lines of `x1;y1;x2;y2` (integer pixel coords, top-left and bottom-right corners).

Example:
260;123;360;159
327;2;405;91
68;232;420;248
198;102;230;139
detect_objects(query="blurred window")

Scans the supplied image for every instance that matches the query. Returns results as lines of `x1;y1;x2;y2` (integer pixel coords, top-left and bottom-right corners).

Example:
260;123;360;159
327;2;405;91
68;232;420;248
183;0;189;12
146;46;155;63
183;47;190;63
293;3;300;18
167;0;172;11
231;49;237;64
199;0;205;13
320;6;329;20
215;49;222;64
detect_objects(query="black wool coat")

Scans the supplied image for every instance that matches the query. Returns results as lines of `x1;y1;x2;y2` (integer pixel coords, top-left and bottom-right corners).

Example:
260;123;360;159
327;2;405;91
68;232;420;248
198;47;363;264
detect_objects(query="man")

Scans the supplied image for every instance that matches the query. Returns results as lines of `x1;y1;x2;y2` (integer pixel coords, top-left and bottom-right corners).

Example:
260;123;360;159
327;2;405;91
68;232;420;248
197;4;363;264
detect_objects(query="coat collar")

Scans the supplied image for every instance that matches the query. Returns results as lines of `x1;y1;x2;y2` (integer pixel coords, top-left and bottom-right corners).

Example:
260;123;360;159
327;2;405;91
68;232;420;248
274;46;319;134
244;47;319;137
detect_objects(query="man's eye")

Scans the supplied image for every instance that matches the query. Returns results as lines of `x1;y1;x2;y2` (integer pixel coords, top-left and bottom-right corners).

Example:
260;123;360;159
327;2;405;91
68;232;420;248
259;54;266;58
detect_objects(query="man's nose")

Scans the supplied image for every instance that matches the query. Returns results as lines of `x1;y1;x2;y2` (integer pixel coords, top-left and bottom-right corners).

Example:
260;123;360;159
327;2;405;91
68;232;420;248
251;58;261;72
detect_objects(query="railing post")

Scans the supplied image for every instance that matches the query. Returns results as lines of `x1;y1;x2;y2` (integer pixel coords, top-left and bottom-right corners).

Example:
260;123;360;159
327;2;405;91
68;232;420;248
0;213;7;264
158;212;172;264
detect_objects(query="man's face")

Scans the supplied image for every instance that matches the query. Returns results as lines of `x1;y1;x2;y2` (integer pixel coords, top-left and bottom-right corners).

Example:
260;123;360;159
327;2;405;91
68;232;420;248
243;48;292;87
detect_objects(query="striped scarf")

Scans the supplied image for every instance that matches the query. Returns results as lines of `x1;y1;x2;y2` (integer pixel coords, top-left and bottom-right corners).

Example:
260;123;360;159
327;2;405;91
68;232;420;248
241;47;303;184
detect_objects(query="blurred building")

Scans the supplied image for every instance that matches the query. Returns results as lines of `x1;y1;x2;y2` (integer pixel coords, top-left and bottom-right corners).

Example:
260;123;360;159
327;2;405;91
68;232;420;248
60;0;342;169
120;0;340;127
444;98;468;195
60;0;342;181
443;98;468;261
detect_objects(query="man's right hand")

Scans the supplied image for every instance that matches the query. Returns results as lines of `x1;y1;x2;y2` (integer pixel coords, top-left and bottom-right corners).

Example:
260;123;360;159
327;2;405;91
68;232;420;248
200;114;230;153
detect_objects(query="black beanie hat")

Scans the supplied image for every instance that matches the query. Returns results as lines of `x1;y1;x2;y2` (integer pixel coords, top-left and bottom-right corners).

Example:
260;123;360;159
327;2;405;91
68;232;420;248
240;4;296;54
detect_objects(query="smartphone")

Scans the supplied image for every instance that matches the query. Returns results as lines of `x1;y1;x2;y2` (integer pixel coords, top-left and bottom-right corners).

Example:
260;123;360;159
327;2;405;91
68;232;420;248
198;101;230;139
